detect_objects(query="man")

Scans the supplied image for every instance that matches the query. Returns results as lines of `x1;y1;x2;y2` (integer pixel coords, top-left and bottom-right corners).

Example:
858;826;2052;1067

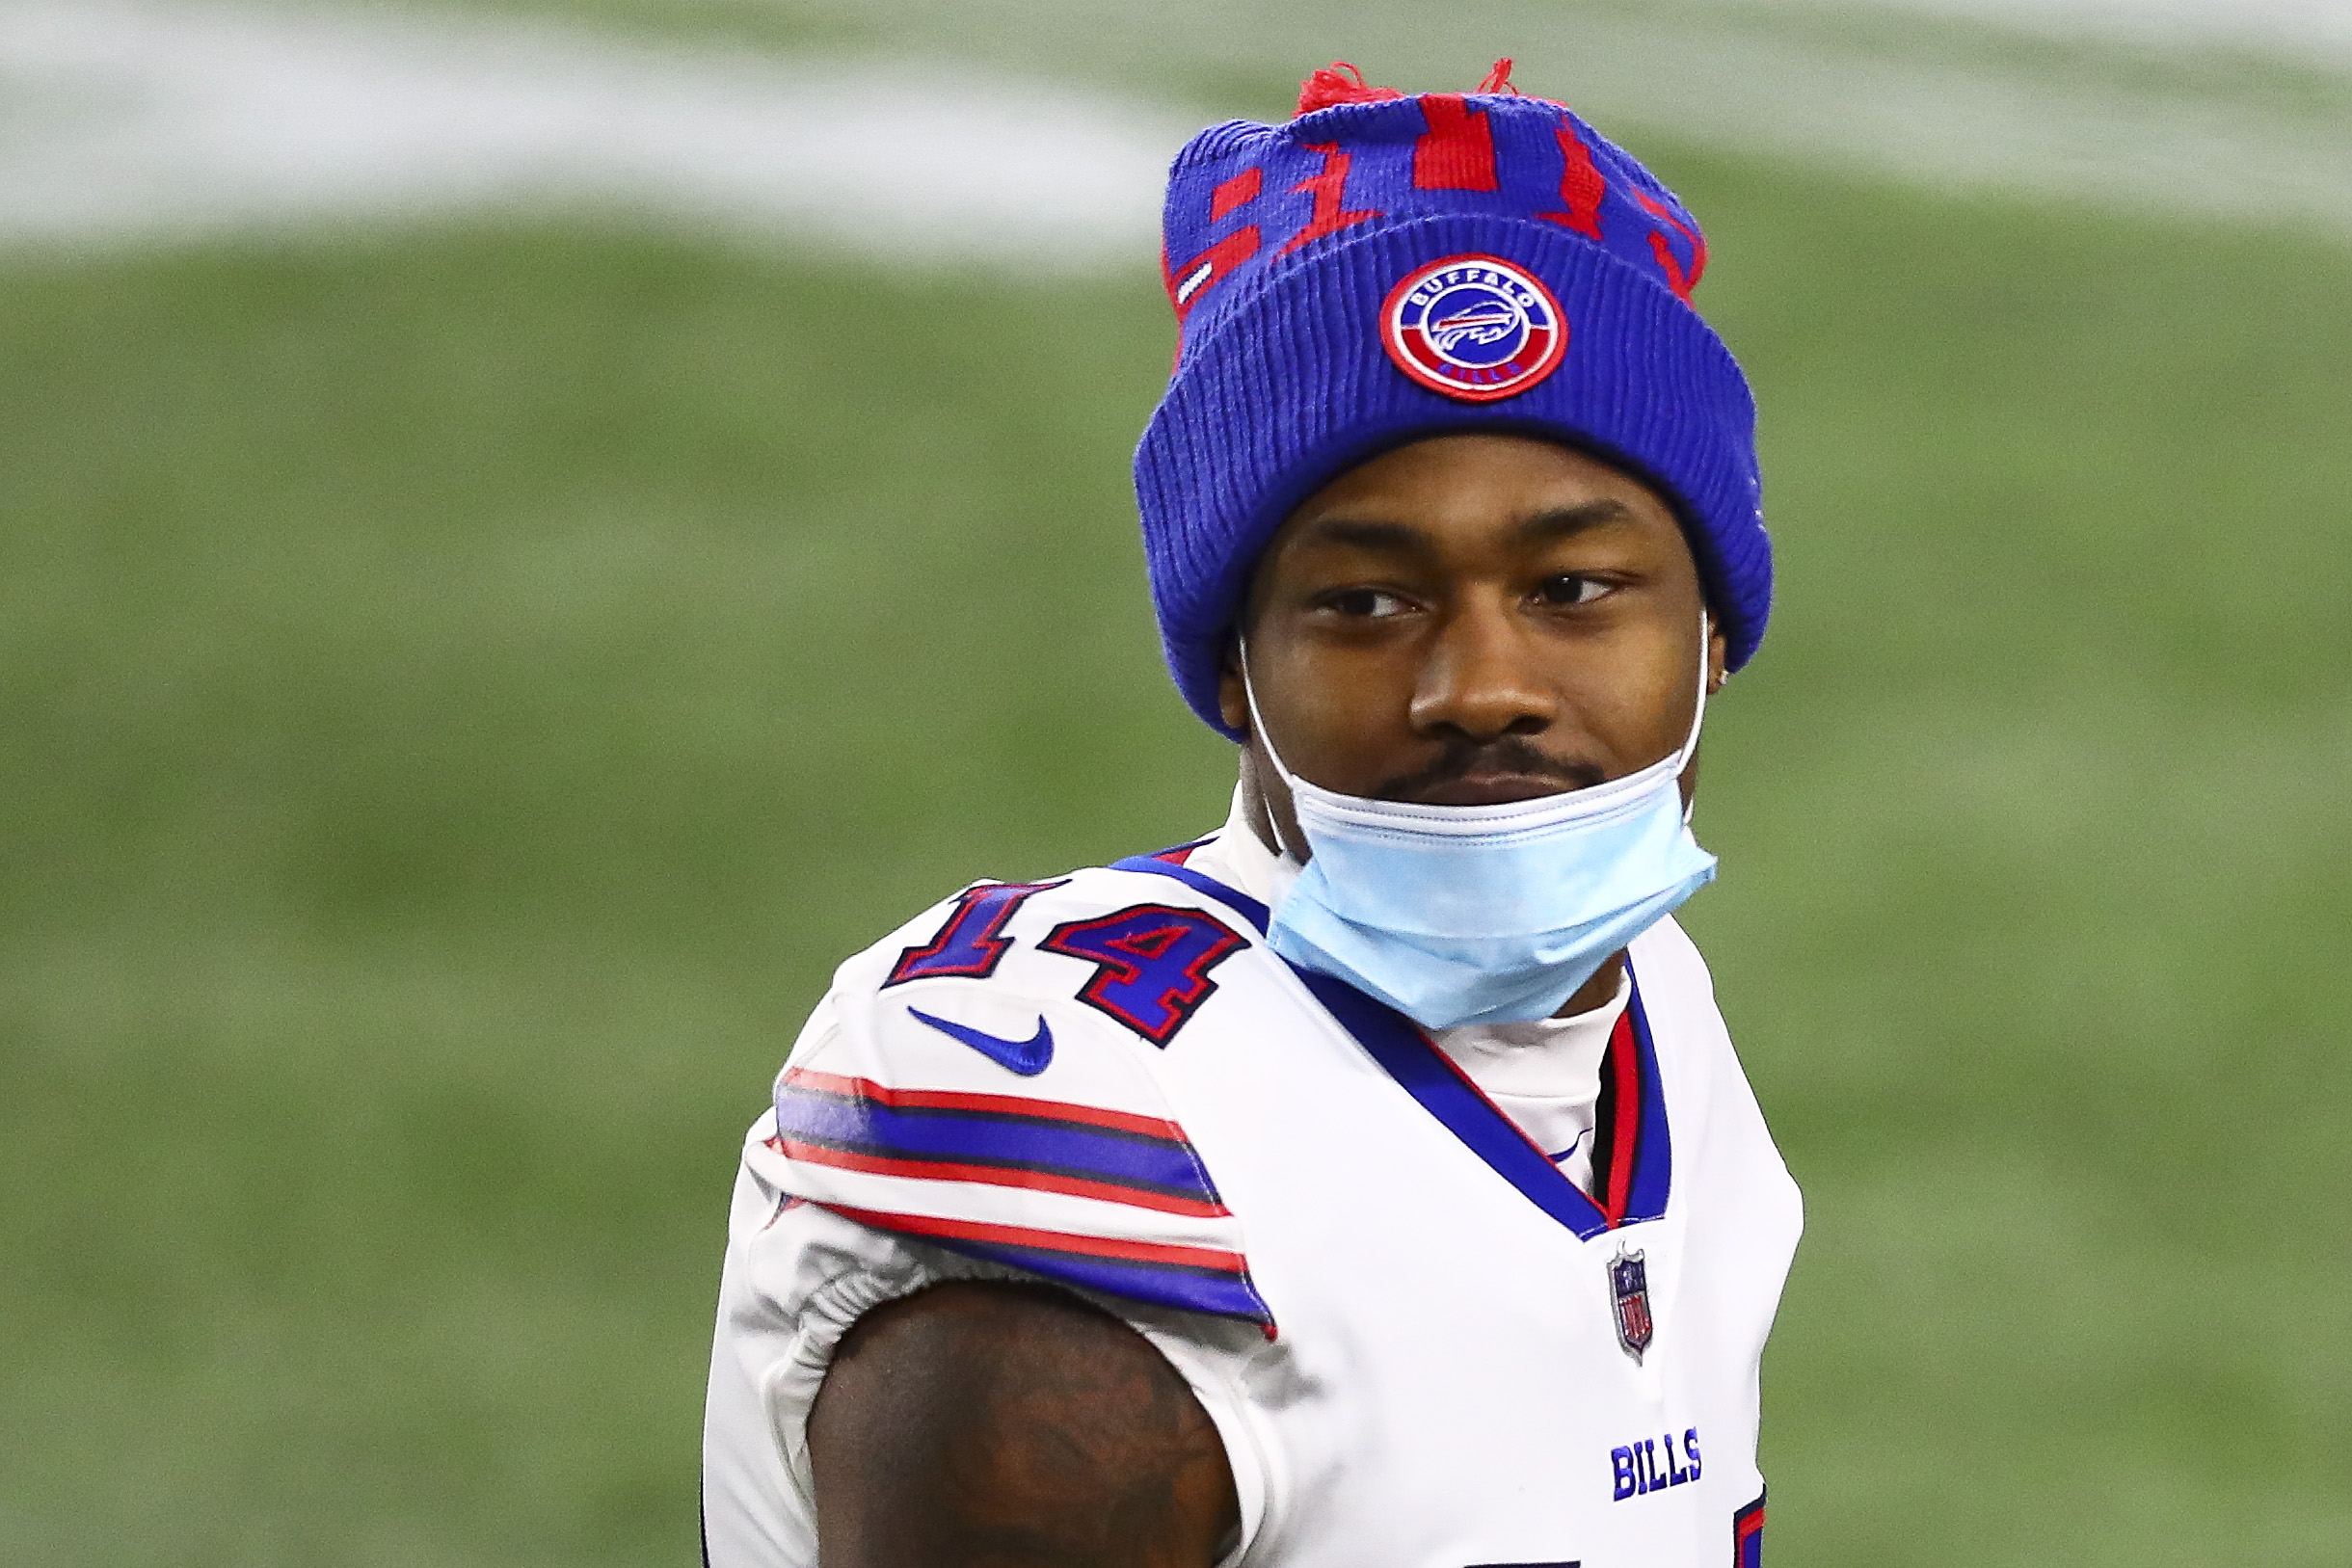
704;62;1800;1568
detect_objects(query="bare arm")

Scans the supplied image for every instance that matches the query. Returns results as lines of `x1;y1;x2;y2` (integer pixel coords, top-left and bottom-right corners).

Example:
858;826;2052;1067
808;1281;1241;1568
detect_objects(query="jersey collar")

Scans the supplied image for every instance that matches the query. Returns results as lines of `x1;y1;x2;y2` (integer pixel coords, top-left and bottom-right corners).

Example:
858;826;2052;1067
1110;846;1673;1240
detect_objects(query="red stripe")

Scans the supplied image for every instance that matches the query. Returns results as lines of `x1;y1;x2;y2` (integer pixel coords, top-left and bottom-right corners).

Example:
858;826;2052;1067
1603;1004;1641;1225
771;1137;1230;1219
818;1202;1250;1275
1734;1501;1765;1566
783;1067;1191;1143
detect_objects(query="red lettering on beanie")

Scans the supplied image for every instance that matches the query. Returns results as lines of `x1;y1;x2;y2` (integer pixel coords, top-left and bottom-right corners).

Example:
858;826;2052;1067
1163;166;1269;331
1276;145;1381;256
1412;95;1498;191
1164;226;1261;325
1537;122;1608;241
1634;188;1708;301
1209;167;1263;223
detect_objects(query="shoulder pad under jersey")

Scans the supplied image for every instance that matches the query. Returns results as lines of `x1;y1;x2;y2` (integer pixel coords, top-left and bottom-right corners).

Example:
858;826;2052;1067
748;863;1276;1336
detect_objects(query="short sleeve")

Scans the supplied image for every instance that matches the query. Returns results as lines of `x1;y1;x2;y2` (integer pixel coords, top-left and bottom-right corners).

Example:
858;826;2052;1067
702;1110;1273;1568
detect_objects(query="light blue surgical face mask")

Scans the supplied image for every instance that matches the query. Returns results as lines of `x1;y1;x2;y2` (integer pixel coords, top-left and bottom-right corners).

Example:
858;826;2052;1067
1245;617;1718;1030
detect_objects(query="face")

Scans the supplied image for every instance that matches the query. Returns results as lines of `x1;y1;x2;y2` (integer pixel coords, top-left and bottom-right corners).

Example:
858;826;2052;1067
1220;434;1727;849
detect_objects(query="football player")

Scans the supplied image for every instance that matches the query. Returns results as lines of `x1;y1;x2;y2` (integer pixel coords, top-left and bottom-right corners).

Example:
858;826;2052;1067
704;62;1798;1568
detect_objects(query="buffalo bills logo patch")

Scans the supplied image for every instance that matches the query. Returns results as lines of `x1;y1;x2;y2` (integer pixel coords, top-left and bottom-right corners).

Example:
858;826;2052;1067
1610;1248;1653;1363
1380;254;1566;402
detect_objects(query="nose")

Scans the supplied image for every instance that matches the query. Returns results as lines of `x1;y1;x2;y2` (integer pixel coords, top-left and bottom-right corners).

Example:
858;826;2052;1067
1406;600;1558;742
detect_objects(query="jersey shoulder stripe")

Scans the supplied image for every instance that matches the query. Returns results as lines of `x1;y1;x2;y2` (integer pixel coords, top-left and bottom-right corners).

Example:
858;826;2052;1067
770;1066;1229;1218
753;864;1276;1335
816;1202;1272;1326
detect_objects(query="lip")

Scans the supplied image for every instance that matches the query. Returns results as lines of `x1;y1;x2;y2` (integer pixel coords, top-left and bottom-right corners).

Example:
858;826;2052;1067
1409;773;1584;807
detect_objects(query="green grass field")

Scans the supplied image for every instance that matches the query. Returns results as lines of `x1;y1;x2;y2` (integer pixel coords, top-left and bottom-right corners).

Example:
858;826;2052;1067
3;92;2348;1568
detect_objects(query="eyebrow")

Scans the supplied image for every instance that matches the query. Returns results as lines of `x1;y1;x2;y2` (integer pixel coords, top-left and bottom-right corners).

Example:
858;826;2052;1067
1290;517;1430;554
1290;498;1636;556
1518;498;1635;543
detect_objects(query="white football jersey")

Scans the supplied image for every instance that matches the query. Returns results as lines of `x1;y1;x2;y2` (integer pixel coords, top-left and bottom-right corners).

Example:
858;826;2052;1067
704;834;1801;1568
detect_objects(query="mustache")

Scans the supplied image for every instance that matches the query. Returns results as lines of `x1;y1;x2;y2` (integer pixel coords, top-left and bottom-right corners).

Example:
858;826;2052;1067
1369;736;1607;803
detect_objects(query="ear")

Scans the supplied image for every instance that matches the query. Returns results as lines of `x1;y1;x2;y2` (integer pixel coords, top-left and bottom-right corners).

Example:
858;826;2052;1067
1216;634;1250;733
1706;622;1729;695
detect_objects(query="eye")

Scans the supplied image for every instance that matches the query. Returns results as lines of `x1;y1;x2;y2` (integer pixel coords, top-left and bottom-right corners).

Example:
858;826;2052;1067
1537;573;1612;607
1321;586;1413;619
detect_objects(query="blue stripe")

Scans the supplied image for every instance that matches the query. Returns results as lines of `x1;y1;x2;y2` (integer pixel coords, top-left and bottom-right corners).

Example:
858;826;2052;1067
1110;854;1270;934
930;1235;1276;1327
1295;969;1617;1241
1109;847;1674;1232
1621;978;1672;1223
774;1081;1222;1206
1734;1490;1766;1568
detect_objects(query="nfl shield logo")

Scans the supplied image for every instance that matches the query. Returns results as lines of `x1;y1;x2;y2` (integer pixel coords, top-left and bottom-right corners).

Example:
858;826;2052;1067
1610;1250;1654;1363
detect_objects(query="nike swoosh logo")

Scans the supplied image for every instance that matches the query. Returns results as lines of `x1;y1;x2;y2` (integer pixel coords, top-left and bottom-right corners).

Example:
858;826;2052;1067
906;1006;1055;1076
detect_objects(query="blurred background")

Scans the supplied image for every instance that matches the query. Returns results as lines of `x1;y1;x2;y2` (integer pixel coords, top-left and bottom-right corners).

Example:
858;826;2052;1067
2;0;2346;1563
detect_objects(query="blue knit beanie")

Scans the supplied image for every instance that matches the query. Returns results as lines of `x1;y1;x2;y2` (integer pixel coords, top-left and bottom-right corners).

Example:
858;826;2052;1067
1134;63;1771;738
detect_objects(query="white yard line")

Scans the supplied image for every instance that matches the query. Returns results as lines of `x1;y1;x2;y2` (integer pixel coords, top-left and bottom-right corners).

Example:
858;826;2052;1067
0;0;1185;261
1557;7;2352;224
0;0;2345;264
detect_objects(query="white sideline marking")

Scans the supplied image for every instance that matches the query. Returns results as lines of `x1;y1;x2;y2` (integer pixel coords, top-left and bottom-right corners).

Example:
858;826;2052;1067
993;0;2352;242
0;0;2347;263
0;0;1184;261
1552;8;2352;234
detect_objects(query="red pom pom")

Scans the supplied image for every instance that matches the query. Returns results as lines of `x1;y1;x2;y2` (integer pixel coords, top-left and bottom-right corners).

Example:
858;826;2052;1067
1295;62;1403;116
1294;59;1525;117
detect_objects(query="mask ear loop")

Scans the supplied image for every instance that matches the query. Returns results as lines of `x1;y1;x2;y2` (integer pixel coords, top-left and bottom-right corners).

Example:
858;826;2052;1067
1675;610;1712;825
1235;637;1307;863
